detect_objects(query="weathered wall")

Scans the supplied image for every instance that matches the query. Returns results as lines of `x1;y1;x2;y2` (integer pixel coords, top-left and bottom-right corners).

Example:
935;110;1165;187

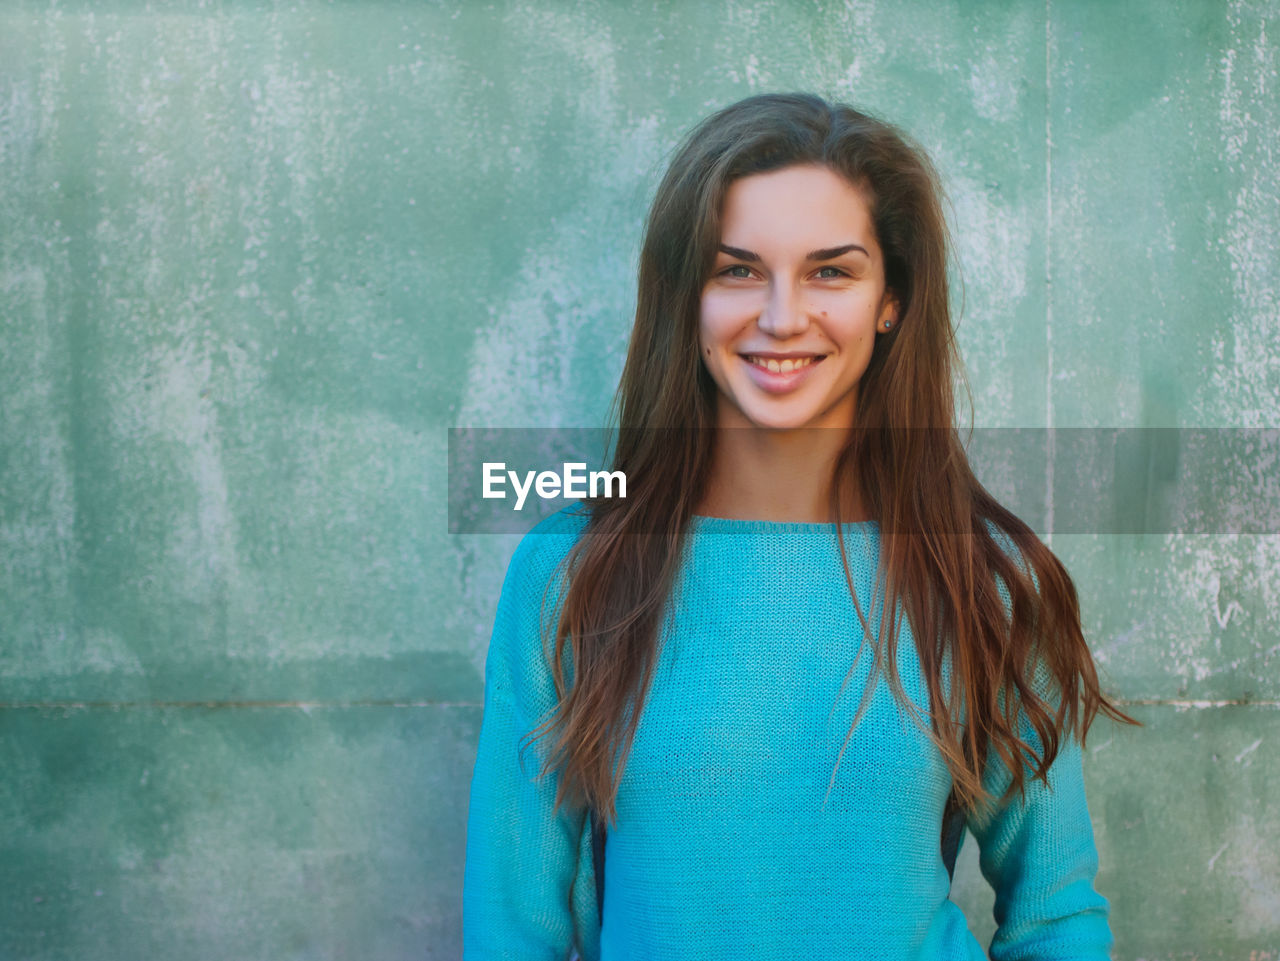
1;1;1277;957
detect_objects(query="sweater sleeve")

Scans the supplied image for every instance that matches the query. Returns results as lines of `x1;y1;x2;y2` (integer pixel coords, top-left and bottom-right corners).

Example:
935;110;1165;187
963;525;1114;959
964;708;1114;960
462;524;592;960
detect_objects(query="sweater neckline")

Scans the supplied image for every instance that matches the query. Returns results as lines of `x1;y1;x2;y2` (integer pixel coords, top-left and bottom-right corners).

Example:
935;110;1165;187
688;514;879;535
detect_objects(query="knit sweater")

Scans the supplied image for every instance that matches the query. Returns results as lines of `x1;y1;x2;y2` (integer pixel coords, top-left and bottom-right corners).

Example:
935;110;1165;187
463;506;1113;960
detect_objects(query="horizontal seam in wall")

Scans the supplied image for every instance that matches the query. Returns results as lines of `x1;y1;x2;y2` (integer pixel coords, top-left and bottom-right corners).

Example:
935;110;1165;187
1113;698;1280;708
0;700;483;709
0;699;1277;709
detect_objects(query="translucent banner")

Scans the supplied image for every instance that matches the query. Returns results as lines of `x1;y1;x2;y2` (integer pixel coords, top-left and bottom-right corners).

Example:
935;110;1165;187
447;428;1280;535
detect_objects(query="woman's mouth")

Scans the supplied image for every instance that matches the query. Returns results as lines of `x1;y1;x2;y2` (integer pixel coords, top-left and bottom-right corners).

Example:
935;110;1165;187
743;355;817;373
739;354;825;393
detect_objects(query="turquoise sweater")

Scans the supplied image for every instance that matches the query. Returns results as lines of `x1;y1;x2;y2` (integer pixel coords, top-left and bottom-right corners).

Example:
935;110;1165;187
463;507;1113;959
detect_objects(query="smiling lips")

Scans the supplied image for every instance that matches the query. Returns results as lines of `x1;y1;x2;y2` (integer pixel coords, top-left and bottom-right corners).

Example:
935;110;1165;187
739;353;826;394
742;354;821;373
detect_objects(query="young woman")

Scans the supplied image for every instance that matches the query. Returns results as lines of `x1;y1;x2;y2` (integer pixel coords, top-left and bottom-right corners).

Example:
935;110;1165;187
463;92;1135;959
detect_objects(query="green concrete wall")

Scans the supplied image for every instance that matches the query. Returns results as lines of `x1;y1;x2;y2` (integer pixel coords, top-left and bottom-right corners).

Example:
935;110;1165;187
2;1;1277;957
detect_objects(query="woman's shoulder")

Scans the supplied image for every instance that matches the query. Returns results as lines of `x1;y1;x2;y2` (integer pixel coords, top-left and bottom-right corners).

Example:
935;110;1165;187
500;503;593;606
485;505;593;697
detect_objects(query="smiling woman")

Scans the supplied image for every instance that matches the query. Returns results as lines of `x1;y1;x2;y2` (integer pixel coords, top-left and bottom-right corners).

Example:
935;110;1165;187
701;166;894;428
462;92;1137;960
697;164;897;521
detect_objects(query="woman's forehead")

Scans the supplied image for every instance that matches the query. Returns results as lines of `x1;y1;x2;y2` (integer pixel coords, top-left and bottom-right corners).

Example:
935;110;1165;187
718;165;878;250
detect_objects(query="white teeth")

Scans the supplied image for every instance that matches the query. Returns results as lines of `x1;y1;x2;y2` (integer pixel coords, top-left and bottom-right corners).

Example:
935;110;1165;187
746;355;814;373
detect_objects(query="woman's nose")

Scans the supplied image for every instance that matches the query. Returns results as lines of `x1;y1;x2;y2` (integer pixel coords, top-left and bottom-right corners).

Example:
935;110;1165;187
756;282;809;338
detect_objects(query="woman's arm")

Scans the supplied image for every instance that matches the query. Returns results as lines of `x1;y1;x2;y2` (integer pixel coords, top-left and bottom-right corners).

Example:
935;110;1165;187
964;727;1114;961
961;525;1114;958
462;524;593;959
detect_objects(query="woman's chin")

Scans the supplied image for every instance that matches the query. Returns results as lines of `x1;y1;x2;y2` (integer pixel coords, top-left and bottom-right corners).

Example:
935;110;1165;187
728;411;837;434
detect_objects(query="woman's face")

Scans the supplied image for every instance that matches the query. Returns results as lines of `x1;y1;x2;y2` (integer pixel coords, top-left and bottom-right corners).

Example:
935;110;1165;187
698;164;897;433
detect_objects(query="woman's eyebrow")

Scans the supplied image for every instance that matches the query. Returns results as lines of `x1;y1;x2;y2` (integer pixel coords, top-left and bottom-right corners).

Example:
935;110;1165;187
807;243;869;261
717;243;869;261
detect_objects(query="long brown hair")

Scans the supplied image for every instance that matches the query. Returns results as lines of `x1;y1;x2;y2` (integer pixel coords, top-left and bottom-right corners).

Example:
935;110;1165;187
526;92;1137;827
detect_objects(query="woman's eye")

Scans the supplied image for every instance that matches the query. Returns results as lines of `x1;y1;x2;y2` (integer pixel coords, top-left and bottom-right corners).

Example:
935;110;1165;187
816;266;846;279
722;264;752;279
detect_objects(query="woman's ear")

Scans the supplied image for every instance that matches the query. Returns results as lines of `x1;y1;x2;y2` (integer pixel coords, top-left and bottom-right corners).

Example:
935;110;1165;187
877;294;900;333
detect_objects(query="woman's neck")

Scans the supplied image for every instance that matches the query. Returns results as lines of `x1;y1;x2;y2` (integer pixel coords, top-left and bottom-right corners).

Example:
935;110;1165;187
695;425;867;524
